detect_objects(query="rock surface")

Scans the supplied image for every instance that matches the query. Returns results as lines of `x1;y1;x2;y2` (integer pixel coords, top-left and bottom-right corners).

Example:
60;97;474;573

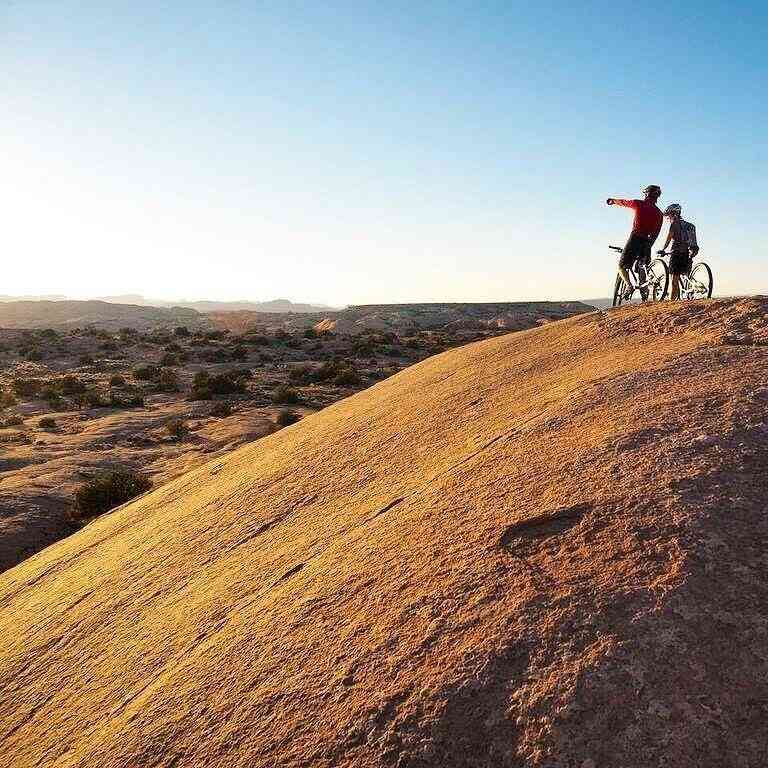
1;297;767;767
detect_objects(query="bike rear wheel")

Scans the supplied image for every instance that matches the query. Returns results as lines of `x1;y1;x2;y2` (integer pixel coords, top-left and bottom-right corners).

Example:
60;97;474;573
687;262;713;299
612;274;626;307
647;258;669;301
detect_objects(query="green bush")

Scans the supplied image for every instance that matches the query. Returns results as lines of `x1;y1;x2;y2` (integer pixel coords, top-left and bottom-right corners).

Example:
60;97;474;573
4;415;23;427
59;375;87;395
108;391;144;409
173;326;190;338
209;371;247;395
166;418;189;440
76;389;105;409
39;416;57;430
156;368;180;393
272;385;299;405
334;368;361;386
230;346;248;362
199;348;230;364
12;378;42;399
109;374;127;388
289;364;313;383
73;470;152;519
209;401;232;418
275;408;300;427
303;327;318;339
133;364;159;381
160;352;181;367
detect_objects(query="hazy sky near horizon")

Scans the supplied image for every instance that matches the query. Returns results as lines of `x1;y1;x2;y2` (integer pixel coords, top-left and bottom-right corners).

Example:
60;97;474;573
2;2;766;305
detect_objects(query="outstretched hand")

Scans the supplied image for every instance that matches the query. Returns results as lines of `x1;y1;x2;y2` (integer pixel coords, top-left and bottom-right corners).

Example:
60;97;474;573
606;198;615;205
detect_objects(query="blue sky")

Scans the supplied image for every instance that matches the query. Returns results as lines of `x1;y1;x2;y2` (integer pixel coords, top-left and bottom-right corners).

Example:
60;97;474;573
2;1;766;304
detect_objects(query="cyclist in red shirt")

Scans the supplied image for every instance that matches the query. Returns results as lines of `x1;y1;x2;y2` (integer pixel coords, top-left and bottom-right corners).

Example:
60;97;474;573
607;185;664;300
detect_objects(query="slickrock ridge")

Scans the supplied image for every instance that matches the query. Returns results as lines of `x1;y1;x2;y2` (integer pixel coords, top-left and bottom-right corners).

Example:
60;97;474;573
1;297;767;767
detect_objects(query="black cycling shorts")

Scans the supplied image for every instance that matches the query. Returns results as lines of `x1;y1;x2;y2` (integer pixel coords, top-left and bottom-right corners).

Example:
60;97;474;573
619;233;652;270
669;250;692;275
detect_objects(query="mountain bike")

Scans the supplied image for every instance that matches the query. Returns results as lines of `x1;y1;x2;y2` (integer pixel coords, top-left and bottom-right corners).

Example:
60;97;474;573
656;251;714;300
610;246;669;307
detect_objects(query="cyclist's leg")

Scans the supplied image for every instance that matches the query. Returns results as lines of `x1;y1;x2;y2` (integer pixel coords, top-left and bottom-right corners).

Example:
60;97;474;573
669;250;686;300
671;274;680;300
618;236;640;297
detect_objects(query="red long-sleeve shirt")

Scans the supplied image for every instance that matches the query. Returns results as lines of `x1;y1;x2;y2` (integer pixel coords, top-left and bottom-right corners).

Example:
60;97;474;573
613;198;663;241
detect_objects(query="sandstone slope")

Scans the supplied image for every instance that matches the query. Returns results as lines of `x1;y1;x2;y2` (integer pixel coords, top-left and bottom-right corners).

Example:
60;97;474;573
1;297;767;767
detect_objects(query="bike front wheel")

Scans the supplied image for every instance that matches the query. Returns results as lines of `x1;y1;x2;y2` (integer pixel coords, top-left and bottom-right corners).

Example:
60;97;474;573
647;258;669;301
687;262;713;300
612;274;626;307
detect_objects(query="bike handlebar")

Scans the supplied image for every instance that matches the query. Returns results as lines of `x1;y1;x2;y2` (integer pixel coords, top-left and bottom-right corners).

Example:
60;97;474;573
608;245;623;252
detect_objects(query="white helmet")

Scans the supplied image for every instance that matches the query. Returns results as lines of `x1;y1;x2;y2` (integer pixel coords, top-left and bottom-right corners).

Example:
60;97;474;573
664;203;682;216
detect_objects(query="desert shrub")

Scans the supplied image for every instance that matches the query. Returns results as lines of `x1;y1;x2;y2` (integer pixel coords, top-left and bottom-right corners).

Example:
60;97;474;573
205;330;226;341
209;401;232;418
39;416;57;430
188;371;211;401
314;359;360;385
12;378;43;399
352;340;374;356
38;328;58;340
46;394;67;411
199;348;230;364
314;360;341;382
165;418;189;440
285;337;302;349
59;374;87;395
272;385;299;405
73;470;152;519
208;371;247;396
156;368;179;393
4;415;23;427
193;370;210;387
333;368;361;386
39;385;58;402
100;340;118;352
1;391;17;408
230;346;248;362
289;364;313;383
173;326;190;338
160;352;181;367
76;389;106;409
245;334;271;346
109;374;127;388
303;327;318;339
25;349;43;362
108;390;144;409
79;354;95;366
275;408;300;427
133;364;159;381
147;331;172;345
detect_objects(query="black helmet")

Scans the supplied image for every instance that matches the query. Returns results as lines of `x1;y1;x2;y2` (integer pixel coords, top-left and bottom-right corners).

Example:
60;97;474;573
643;184;662;198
